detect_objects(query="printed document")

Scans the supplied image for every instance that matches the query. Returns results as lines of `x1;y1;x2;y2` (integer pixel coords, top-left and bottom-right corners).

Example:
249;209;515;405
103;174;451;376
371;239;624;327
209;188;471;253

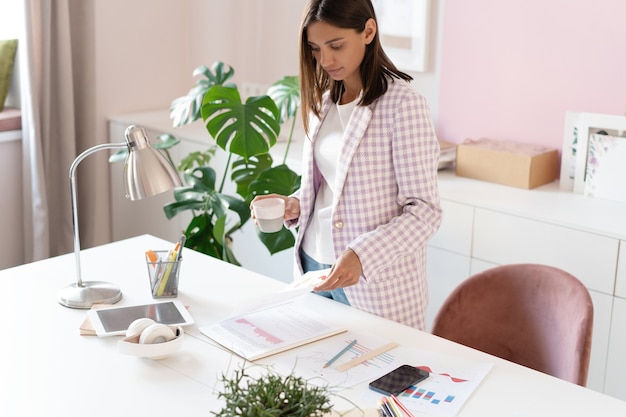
199;298;346;361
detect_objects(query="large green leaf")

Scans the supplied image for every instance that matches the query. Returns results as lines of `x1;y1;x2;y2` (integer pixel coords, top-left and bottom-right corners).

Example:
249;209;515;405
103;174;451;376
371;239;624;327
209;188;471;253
267;76;300;124
178;146;216;172
163;166;218;219
231;153;274;199
248;164;300;255
169;62;236;127
163;166;249;232
201;85;280;160
215;193;251;234
248;164;301;201
184;213;228;262
257;227;296;255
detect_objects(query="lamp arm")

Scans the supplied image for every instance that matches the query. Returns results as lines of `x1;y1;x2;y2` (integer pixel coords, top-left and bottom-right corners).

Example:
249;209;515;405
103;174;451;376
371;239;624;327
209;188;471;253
69;142;128;287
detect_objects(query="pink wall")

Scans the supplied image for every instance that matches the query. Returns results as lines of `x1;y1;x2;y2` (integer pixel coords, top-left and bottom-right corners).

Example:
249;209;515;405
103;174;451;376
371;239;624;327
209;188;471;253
437;0;626;151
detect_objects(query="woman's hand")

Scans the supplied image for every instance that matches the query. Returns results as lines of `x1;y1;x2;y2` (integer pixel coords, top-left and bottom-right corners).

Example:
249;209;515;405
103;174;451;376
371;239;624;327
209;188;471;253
250;194;300;222
314;249;362;291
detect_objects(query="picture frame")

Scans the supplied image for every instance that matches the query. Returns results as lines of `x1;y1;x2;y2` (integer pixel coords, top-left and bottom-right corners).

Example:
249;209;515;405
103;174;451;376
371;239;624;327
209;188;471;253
372;0;430;72
572;112;626;194
584;133;626;202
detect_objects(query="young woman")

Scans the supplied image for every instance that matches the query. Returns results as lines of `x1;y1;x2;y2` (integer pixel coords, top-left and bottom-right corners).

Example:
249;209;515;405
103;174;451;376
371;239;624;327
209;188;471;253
252;0;442;330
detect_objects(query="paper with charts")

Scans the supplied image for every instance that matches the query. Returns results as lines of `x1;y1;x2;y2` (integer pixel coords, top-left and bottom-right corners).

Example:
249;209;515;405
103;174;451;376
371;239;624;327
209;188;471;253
199;299;346;361
382;347;492;417
266;335;492;417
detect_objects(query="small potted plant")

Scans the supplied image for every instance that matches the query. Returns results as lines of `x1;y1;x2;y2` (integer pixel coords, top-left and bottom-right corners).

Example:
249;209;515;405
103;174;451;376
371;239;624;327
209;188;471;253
214;366;333;417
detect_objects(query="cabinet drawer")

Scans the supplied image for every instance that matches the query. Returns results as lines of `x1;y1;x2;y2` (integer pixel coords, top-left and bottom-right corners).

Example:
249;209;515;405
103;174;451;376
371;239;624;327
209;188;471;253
604;297;626;400
473;209;618;294
428;200;473;256
615;242;626;299
425;246;471;331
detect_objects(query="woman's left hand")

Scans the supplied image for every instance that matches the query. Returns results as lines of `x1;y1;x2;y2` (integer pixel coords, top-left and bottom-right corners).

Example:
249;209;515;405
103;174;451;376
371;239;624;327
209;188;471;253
314;249;362;291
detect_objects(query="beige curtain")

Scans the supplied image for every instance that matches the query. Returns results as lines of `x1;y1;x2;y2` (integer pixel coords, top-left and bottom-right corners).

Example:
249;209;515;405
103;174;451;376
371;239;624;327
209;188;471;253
20;0;109;262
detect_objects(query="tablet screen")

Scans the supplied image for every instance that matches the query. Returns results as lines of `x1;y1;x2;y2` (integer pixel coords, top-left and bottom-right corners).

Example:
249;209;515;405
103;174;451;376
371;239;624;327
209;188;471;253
95;301;187;333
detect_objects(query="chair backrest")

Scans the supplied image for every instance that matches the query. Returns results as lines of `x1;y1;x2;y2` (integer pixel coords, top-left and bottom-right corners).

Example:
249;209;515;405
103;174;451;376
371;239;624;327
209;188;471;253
431;263;593;386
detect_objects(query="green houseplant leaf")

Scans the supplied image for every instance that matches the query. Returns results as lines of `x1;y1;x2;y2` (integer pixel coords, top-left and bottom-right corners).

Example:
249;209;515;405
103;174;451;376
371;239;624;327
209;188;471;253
170;62;236;127
248;164;300;254
201;85;281;160
163;166;250;265
268;76;301;165
231;153;274;199
268;76;300;125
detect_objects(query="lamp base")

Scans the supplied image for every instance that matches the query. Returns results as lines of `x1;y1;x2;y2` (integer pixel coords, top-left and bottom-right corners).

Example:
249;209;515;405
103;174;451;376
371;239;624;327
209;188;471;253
57;281;123;309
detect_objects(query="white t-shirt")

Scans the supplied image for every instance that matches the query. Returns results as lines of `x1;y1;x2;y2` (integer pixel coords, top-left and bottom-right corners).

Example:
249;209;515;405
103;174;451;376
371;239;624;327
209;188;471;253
301;95;360;264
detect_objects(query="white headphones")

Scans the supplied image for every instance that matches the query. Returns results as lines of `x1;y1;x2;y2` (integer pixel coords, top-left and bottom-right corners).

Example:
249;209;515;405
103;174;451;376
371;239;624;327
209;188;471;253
118;318;183;359
125;318;177;344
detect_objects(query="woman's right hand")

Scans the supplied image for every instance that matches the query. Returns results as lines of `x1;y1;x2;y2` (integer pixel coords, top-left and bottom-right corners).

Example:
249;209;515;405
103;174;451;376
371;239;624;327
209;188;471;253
250;194;300;222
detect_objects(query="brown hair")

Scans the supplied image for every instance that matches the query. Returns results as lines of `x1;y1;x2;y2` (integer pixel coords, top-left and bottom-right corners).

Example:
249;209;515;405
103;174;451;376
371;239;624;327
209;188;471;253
299;0;413;134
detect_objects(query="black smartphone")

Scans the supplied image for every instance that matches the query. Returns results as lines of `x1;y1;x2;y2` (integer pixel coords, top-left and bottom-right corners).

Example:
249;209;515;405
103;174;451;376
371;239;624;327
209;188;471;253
369;365;429;396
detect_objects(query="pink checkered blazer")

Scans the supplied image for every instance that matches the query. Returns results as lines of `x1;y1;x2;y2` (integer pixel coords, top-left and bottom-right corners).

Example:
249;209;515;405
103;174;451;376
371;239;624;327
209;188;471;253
290;78;442;330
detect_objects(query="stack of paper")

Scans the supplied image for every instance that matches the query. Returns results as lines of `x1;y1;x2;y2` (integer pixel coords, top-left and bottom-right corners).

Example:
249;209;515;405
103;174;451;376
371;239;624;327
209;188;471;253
199;298;346;361
438;140;457;170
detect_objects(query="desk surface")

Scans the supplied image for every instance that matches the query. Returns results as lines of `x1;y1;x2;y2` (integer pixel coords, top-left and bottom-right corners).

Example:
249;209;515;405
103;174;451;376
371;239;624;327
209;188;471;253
1;234;625;417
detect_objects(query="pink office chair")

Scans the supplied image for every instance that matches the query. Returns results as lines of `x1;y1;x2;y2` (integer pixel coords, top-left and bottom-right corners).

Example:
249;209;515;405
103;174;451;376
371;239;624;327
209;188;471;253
431;264;594;386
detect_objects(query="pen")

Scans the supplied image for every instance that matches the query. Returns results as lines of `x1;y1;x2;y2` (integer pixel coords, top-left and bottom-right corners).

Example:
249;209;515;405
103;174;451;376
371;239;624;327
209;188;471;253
156;242;180;296
323;339;357;368
384;396;403;417
176;235;186;261
335;342;400;372
377;398;397;417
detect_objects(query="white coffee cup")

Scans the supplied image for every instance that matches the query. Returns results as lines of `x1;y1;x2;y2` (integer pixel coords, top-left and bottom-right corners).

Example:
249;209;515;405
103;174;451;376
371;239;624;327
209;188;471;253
252;198;285;233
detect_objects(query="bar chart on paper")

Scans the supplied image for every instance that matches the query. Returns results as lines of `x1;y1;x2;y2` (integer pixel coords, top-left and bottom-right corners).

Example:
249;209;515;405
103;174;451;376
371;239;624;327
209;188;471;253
267;333;403;390
397;357;492;417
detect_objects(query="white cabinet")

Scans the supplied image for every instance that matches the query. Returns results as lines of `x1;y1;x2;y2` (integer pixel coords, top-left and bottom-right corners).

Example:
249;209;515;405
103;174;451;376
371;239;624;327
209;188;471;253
473;209;618;294
615;242;626;299
428;200;474;256
605;297;626;399
425;247;470;331
426;171;626;399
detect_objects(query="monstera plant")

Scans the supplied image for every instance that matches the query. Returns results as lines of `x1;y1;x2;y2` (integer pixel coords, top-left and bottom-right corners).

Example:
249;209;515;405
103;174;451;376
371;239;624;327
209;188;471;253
161;61;301;265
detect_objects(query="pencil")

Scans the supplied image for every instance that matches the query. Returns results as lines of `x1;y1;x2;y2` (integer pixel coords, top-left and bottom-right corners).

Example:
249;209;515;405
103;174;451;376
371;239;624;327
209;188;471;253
323;339;357;368
383;396;403;417
390;394;414;417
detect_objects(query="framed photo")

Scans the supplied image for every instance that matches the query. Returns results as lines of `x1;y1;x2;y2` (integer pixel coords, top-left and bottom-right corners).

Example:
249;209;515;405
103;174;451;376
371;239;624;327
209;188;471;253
372;0;430;72
584;133;626;202
572;112;626;194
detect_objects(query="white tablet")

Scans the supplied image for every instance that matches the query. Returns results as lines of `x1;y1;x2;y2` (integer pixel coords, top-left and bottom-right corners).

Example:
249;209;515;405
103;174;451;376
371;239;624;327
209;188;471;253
87;300;195;337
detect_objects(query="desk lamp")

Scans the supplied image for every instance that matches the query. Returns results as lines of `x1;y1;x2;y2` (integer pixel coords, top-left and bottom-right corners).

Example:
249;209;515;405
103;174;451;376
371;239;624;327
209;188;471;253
57;125;182;309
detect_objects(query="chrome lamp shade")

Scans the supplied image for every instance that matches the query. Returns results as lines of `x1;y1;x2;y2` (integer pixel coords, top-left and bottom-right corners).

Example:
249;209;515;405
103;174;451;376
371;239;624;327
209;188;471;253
57;125;181;309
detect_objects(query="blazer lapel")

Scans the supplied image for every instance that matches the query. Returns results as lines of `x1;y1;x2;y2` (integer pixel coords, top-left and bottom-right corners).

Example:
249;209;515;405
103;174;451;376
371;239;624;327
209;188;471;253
334;104;373;197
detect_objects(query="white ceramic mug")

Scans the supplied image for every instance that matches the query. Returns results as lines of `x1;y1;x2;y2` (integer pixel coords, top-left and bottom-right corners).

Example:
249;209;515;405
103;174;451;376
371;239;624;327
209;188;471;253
252;198;285;233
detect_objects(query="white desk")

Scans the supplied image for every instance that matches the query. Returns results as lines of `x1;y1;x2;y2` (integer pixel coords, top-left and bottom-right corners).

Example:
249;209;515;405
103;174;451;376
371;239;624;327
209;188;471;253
1;234;625;416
